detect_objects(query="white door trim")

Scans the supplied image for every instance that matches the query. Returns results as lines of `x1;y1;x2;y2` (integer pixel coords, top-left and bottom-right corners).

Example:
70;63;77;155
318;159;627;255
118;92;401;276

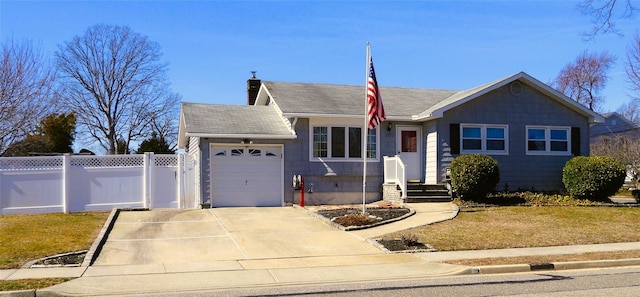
396;125;422;182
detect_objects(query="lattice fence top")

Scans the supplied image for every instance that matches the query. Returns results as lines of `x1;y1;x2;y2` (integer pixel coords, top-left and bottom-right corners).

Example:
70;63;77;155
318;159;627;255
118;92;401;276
0;154;180;171
71;155;145;168
155;155;178;167
0;157;63;171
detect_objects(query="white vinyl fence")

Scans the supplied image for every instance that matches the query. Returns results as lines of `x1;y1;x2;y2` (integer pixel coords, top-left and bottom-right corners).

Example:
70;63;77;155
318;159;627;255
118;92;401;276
0;153;197;215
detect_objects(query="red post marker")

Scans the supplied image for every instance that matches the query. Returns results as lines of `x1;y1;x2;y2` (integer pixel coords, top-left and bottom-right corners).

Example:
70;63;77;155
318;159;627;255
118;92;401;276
300;176;305;207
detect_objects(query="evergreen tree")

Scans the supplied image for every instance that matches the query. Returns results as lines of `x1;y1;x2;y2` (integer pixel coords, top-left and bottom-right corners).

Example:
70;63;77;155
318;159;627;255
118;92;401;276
35;112;76;153
137;133;175;154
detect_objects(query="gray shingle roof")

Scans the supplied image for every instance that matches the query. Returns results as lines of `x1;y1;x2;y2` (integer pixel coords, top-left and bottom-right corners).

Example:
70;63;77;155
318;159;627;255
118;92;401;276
180;102;293;136
262;81;457;117
591;112;639;136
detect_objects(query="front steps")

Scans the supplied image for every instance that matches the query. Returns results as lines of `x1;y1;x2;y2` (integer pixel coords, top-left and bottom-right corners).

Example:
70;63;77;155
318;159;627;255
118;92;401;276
405;182;452;203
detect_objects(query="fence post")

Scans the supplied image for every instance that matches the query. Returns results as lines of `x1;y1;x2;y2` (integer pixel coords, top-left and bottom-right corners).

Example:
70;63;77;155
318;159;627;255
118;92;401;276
62;154;71;214
143;153;151;209
177;153;184;209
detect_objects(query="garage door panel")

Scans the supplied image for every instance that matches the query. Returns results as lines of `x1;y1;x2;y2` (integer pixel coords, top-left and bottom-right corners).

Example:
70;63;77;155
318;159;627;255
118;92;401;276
211;145;282;207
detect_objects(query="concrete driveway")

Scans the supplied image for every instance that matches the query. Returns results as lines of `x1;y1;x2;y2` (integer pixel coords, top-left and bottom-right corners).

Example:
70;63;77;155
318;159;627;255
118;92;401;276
93;207;383;266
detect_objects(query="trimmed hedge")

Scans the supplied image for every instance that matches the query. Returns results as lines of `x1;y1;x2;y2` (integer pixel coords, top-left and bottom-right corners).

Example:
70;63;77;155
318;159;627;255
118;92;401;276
450;154;500;200
562;156;626;200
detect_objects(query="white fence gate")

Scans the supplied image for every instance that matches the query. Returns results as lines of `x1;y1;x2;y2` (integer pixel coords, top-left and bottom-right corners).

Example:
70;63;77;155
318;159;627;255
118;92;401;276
0;153;196;215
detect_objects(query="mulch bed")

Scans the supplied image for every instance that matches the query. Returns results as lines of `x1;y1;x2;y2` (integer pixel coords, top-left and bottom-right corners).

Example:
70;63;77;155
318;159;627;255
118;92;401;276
30;251;86;267
317;208;411;227
376;238;434;252
315;207;435;252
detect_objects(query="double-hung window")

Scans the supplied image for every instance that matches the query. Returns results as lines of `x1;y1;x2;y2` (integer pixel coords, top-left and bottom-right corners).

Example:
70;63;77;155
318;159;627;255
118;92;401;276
526;126;571;155
460;124;508;155
312;124;378;161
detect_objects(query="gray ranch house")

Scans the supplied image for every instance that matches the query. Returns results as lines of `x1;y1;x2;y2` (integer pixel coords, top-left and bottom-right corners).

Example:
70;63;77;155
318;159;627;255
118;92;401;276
178;72;603;207
590;112;639;141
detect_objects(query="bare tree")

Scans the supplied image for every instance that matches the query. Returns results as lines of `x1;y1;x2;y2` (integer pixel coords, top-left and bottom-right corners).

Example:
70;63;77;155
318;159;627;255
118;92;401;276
147;105;179;152
552;50;616;111
55;24;180;154
579;0;637;39
617;98;640;124
626;32;640;100
591;131;640;187
0;39;57;154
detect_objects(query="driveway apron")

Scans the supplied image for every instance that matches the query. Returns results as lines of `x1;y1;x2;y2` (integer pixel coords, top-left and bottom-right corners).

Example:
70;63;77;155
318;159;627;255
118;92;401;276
93;207;381;266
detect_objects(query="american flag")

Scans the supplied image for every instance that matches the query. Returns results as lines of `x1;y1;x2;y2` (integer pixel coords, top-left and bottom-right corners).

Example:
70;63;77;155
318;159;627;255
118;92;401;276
367;56;385;130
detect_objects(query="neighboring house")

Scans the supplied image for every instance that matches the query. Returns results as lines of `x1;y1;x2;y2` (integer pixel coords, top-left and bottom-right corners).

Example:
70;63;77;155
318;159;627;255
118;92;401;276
590;112;640;185
590;112;640;141
178;72;603;207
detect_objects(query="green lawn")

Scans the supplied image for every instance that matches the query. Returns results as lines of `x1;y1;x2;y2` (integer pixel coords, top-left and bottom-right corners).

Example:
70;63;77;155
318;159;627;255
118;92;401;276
0;212;110;269
383;206;640;251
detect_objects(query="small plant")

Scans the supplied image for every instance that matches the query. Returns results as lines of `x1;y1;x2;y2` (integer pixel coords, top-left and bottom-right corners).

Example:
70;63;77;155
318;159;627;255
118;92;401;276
562;156;626;200
450;154;500;200
333;214;375;227
400;233;421;247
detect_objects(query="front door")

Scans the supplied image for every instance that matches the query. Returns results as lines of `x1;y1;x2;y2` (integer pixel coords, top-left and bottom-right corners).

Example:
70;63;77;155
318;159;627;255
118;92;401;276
396;125;422;181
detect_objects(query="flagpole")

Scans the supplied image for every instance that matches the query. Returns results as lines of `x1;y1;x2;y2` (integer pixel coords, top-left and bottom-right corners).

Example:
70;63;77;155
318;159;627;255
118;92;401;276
362;42;370;214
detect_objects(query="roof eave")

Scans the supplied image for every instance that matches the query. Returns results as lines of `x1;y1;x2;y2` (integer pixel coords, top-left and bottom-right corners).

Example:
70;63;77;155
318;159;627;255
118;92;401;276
413;111;442;121
282;113;363;119
282;113;415;121
185;132;297;140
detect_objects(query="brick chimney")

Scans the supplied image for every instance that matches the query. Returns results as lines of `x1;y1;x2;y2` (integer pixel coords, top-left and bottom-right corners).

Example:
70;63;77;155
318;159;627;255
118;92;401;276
247;71;261;105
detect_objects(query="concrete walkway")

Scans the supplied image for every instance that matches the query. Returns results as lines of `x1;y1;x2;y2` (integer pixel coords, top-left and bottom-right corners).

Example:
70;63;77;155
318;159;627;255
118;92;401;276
2;203;640;296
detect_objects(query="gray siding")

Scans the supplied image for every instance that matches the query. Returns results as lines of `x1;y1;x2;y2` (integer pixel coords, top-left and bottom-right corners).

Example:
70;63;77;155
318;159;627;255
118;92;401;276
284;118;391;204
436;82;590;192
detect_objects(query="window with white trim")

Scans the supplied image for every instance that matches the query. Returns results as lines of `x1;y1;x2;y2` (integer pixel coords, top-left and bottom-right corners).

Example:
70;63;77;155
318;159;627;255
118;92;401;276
311;125;378;161
460;124;508;154
526;126;571;155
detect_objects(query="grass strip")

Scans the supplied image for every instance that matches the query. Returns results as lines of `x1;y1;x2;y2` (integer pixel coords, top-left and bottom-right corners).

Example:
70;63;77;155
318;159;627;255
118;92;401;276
445;250;640;266
0;278;72;291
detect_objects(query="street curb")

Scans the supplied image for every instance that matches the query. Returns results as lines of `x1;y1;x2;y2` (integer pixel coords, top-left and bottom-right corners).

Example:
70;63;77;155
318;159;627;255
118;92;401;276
474;258;640;274
82;208;120;267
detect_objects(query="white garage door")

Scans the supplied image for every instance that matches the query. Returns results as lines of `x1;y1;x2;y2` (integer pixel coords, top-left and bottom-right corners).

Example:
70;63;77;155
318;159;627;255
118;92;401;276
210;145;283;207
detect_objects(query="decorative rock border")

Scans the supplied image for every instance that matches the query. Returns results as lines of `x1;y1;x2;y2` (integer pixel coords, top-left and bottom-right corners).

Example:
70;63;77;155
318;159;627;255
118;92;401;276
294;204;416;231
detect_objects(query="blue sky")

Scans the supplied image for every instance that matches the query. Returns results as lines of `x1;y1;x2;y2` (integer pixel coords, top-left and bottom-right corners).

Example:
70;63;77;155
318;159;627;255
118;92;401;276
1;0;638;113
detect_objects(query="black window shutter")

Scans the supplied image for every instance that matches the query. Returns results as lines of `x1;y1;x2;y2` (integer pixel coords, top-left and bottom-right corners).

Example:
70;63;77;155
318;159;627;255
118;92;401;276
450;124;460;155
571;127;581;156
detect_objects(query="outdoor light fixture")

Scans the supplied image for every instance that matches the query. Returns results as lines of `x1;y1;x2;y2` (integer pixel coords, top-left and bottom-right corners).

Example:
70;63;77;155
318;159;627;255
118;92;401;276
387;123;392;132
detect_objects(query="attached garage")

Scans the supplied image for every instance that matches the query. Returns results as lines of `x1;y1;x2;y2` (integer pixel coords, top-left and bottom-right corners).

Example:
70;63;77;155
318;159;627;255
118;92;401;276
210;145;283;207
178;101;296;208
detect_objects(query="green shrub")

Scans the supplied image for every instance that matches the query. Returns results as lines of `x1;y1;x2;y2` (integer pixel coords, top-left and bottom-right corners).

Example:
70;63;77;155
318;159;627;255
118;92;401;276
562;156;626;200
450;154;500;200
